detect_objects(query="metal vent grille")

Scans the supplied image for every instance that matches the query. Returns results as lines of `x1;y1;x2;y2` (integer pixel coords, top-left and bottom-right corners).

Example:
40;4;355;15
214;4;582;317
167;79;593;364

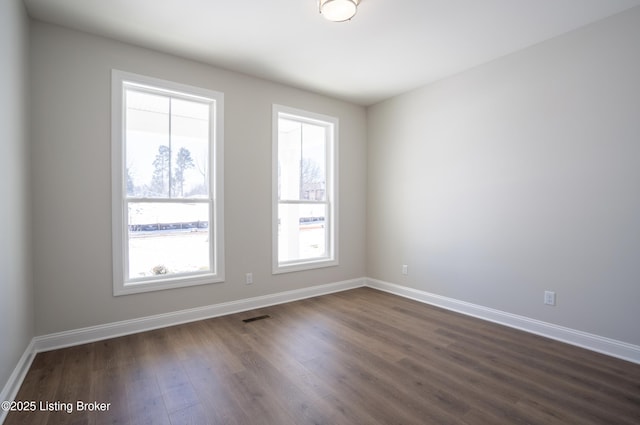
242;315;271;323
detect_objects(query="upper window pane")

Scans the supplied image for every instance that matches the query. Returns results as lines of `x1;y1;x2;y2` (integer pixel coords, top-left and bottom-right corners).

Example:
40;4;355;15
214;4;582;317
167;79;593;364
125;89;210;199
278;119;327;201
126;90;169;198
301;123;326;201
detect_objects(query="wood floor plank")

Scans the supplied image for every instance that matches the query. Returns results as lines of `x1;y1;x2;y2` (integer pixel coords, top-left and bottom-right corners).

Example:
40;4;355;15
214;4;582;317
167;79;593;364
446;332;640;424
180;352;251;425
5;287;640;425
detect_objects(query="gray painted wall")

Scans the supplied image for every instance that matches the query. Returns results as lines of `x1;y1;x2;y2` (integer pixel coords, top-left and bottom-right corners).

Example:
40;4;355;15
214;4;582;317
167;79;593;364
29;21;367;335
367;7;640;345
4;5;638;389
0;0;34;388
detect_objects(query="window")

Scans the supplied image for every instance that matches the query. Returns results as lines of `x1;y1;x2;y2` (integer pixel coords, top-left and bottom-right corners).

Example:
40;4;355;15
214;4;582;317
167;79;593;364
112;70;224;295
273;105;338;273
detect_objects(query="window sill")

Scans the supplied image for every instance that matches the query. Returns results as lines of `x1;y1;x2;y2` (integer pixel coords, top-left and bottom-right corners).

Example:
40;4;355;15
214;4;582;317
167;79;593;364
272;258;338;275
114;273;224;296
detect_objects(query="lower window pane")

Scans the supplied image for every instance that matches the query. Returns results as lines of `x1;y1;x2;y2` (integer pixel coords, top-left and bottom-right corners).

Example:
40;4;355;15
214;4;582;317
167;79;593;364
127;202;210;280
278;203;327;263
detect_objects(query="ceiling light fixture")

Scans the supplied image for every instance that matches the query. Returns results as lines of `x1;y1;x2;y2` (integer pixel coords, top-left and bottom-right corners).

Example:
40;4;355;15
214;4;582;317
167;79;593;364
319;0;359;22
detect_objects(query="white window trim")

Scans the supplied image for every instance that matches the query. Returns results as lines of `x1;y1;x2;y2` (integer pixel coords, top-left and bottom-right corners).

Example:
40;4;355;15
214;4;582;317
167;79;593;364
111;70;224;296
272;104;339;274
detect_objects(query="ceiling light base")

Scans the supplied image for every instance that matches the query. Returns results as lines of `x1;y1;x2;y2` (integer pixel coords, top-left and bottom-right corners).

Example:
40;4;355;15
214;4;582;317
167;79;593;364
319;0;359;22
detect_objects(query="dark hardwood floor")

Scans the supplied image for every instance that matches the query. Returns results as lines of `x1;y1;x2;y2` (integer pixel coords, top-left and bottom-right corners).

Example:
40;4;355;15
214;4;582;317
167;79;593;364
5;287;640;424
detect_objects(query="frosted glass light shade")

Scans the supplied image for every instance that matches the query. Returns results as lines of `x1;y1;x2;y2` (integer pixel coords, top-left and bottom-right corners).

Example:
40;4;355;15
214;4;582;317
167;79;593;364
320;0;358;22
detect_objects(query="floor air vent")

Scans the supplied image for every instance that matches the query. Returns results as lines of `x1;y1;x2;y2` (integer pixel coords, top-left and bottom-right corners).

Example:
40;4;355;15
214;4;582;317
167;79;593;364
242;314;271;323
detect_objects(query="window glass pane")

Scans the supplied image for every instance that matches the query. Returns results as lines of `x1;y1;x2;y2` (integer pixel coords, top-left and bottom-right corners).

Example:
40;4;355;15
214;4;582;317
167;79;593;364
278;203;327;262
170;99;210;198
127;202;210;279
278;118;302;201
126;90;170;198
301;123;326;201
278;119;327;202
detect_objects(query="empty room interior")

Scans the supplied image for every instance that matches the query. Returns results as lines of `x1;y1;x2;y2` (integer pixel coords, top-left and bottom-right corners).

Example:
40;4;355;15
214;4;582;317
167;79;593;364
2;0;640;424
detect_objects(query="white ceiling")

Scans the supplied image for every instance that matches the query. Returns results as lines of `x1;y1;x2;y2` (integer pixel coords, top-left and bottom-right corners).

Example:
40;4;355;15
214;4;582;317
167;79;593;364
23;0;640;105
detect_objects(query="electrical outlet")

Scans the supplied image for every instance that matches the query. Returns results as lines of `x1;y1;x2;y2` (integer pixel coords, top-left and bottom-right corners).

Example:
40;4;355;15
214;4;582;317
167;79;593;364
245;273;253;285
544;290;556;306
402;265;408;275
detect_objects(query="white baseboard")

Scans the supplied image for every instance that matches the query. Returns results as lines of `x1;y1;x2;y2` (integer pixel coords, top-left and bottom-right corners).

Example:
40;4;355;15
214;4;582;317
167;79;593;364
0;339;36;425
33;277;366;353
366;278;640;365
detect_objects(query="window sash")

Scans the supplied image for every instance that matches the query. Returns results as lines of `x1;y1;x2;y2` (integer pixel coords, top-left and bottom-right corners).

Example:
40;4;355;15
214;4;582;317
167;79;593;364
123;199;215;282
124;86;212;200
277;200;332;266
